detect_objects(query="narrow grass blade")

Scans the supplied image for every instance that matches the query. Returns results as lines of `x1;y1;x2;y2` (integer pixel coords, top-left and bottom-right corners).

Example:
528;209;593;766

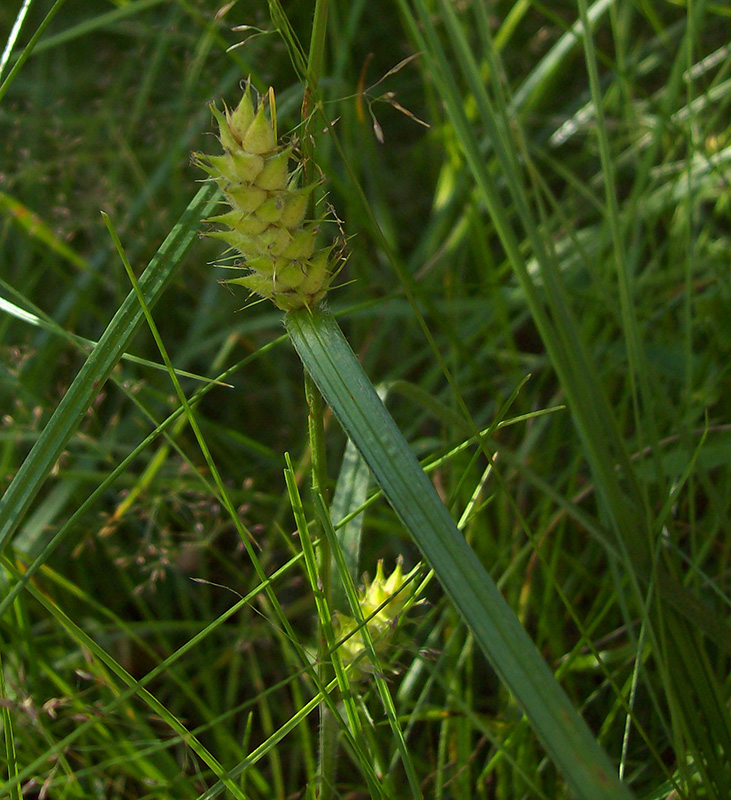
0;0;67;102
329;387;389;612
0;0;33;83
286;307;635;800
330;433;370;611
0;650;22;800
0;184;218;555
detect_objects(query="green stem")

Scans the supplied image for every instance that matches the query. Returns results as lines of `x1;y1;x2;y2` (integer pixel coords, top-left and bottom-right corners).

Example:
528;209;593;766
305;370;330;581
307;0;330;92
302;5;334;795
305;363;336;800
305;353;335;800
301;0;330;174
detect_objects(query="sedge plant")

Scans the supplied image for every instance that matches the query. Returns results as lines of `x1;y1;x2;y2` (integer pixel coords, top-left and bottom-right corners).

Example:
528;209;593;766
192;6;635;793
2;1;730;798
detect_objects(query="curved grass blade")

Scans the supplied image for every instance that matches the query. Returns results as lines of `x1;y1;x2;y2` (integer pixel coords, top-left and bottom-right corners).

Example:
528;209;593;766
286;307;635;800
0;184;219;555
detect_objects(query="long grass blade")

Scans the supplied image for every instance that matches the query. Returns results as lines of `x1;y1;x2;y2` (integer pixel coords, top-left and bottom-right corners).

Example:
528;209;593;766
285;307;635;800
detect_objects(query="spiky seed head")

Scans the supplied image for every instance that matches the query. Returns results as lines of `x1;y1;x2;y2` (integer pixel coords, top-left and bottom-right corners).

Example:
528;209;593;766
196;86;341;310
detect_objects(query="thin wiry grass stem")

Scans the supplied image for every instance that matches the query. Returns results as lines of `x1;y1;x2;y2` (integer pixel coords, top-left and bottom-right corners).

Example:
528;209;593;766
300;1;335;795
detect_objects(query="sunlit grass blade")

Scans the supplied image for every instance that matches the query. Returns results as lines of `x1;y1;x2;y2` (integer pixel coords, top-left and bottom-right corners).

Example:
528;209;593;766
0;0;67;102
286;306;635;800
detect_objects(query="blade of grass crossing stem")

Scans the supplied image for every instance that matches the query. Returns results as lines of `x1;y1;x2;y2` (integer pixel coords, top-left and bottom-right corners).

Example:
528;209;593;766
0;184;218;556
284;452;340;800
285;307;635;800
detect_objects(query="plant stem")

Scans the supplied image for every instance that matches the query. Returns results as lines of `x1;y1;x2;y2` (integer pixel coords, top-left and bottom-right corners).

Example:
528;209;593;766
304;320;335;800
305;369;330;579
302;2;334;796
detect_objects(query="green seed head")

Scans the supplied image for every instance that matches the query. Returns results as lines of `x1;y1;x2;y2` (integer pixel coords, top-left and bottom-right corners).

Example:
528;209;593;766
196;85;342;310
335;558;422;681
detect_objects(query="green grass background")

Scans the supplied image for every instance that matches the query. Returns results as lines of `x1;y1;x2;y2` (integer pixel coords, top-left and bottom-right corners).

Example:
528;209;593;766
1;0;730;798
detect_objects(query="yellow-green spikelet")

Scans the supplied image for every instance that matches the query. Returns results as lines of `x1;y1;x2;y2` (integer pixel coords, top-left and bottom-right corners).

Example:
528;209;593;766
194;86;336;311
335;558;421;680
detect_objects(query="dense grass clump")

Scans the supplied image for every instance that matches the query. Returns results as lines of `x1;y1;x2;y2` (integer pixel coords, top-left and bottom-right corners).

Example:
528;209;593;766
1;1;730;798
